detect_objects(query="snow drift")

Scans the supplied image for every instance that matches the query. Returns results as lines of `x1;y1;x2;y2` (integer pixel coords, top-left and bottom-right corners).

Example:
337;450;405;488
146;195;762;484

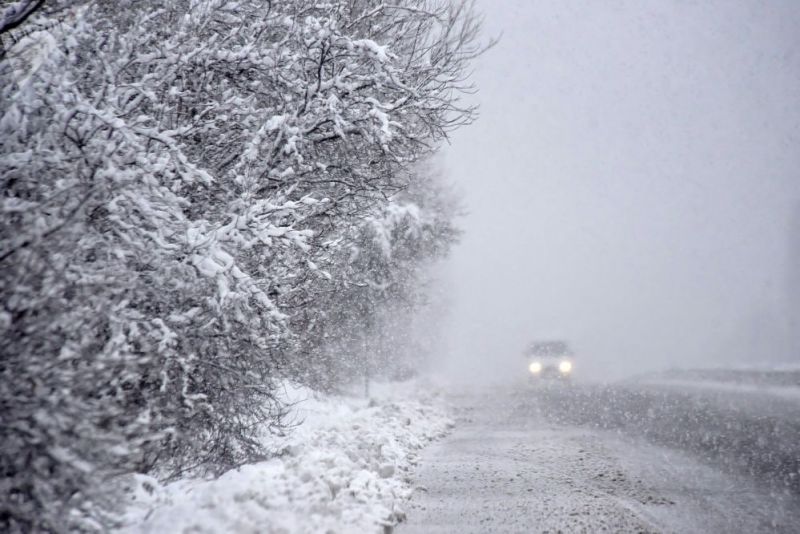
118;381;453;533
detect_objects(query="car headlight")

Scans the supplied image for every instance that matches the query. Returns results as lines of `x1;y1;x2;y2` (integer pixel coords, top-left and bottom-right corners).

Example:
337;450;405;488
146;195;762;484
529;361;542;374
559;360;572;373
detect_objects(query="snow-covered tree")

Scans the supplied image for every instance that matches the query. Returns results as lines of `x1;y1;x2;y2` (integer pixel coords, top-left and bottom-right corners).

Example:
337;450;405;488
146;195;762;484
293;160;462;390
0;1;485;530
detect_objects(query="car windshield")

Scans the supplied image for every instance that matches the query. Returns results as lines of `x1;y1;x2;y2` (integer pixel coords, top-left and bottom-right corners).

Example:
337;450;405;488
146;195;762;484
526;341;572;358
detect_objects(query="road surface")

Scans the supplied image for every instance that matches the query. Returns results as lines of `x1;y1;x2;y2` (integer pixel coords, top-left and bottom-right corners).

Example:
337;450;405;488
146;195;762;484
400;380;800;533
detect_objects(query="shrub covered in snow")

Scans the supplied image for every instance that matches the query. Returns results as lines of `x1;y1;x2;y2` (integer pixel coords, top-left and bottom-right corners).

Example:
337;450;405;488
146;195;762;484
0;1;484;531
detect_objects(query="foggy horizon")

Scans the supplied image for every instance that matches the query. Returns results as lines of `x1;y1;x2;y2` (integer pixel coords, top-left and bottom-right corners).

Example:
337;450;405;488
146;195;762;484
437;0;800;382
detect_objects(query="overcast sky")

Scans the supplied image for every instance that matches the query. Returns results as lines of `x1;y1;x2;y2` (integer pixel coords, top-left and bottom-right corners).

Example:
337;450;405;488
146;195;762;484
436;0;800;382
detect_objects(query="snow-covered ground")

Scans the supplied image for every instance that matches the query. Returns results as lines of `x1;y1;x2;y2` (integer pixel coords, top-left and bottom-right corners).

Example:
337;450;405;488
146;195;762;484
635;366;800;399
642;378;800;400
401;385;800;533
118;380;453;534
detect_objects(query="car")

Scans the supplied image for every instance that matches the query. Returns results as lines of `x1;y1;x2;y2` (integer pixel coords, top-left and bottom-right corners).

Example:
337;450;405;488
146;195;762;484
525;340;574;382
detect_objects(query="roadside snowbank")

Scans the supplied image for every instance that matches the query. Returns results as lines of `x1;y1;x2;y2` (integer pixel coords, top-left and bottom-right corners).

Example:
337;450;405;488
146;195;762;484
118;380;452;533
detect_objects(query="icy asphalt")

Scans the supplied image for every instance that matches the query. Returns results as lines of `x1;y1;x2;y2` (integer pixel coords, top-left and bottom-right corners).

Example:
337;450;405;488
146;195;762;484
400;382;800;533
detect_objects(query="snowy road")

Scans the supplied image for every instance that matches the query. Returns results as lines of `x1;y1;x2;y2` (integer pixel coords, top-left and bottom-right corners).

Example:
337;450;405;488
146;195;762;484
400;383;800;533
